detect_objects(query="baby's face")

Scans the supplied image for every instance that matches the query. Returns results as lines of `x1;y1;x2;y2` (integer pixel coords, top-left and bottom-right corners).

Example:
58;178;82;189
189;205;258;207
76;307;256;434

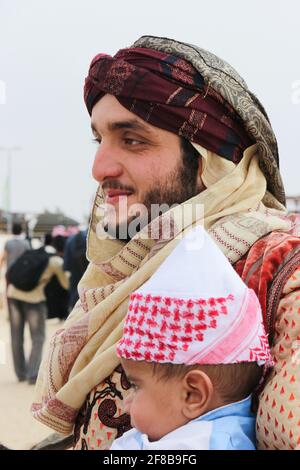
122;359;187;441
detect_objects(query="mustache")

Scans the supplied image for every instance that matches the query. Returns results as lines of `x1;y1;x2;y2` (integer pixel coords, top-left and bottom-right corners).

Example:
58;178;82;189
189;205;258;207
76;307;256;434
102;179;135;193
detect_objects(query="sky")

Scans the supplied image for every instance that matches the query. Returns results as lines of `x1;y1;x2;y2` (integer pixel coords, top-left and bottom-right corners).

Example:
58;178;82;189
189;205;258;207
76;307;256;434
0;0;300;222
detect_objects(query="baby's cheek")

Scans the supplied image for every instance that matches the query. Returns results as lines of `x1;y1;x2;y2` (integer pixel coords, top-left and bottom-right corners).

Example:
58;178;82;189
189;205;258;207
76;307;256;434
130;397;145;430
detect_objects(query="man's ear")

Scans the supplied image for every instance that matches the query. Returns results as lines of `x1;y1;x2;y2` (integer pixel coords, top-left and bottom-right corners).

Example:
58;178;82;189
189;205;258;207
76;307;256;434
181;370;214;420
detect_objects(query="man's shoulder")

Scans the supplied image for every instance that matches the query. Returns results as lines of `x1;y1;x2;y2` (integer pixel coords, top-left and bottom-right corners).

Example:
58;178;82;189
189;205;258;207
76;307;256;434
5;238;15;249
235;230;300;273
5;237;29;250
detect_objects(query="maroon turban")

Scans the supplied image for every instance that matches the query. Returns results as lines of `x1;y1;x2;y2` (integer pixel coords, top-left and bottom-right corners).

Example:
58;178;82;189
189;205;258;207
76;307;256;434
84;47;254;163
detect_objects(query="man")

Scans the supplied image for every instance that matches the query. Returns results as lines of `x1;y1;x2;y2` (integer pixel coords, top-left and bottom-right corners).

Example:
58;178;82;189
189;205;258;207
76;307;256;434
0;223;30;277
63;228;88;310
43;233;56;254
45;235;70;321
31;36;300;450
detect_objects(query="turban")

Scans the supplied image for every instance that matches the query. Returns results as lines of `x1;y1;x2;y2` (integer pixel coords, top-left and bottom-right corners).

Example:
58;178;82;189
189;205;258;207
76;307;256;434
84;48;254;164
84;36;285;205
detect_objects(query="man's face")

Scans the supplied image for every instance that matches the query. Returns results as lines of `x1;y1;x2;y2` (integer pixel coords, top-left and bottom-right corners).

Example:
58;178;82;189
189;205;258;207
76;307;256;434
91;94;200;239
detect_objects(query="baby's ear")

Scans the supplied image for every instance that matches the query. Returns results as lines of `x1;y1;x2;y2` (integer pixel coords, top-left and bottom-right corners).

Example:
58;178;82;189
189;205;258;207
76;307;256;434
181;370;214;420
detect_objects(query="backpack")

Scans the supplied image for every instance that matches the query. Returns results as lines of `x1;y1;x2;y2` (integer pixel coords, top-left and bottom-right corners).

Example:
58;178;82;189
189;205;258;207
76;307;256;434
6;247;50;291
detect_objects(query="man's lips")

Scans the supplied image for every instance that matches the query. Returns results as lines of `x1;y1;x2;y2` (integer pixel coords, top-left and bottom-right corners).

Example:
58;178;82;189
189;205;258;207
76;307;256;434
104;189;133;204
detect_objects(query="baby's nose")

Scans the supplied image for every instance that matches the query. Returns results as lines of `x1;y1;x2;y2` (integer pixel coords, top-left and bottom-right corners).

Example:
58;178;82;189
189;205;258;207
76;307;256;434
124;392;133;414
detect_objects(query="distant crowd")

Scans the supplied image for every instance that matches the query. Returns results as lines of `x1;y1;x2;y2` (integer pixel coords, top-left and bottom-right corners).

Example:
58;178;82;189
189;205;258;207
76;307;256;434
0;223;88;385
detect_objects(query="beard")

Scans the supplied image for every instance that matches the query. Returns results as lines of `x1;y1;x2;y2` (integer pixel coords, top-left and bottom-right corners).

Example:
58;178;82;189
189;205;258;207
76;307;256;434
104;141;201;242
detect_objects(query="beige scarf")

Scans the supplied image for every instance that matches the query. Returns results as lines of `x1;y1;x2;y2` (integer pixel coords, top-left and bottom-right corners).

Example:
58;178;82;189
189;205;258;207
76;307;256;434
31;144;292;434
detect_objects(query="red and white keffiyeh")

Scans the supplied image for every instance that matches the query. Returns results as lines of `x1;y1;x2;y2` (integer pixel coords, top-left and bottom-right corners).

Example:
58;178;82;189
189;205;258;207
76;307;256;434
117;226;273;367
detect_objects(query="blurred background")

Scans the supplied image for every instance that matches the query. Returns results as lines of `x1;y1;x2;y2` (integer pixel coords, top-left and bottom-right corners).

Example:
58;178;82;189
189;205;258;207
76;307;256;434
0;0;299;449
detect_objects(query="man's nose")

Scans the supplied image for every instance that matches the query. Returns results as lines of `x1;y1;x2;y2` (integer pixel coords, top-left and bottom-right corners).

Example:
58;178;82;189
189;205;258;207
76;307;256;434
92;143;123;183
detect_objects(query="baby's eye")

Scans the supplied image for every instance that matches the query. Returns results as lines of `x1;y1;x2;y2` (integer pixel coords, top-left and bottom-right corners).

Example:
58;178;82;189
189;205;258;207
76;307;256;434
130;382;139;391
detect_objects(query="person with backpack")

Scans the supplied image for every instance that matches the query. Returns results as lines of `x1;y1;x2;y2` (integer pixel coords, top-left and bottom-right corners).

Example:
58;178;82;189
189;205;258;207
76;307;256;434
63;229;88;310
5;238;69;384
0;223;31;283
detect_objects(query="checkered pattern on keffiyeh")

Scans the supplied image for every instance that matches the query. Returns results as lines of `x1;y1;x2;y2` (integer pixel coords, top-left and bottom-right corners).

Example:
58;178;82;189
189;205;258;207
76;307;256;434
117;293;233;363
117;226;273;367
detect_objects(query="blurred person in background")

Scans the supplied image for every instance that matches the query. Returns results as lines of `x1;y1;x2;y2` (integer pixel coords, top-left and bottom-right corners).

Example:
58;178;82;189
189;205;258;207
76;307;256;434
45;235;69;321
43;233;56;254
0;223;30;283
63;228;88;310
5;233;69;384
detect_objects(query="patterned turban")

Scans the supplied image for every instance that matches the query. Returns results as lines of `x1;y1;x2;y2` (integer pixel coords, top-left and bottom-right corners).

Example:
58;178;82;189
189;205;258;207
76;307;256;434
84;48;254;164
84;36;285;204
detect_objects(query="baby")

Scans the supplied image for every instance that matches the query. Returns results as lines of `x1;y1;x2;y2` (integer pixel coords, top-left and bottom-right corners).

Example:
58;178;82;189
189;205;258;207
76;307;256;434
110;226;273;450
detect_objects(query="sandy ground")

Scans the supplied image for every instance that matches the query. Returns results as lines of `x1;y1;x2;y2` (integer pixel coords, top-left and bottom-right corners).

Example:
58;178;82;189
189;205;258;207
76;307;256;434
0;302;61;449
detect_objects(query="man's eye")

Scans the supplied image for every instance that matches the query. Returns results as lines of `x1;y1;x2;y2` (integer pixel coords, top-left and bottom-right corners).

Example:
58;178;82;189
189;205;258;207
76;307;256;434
92;137;101;144
124;138;144;146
